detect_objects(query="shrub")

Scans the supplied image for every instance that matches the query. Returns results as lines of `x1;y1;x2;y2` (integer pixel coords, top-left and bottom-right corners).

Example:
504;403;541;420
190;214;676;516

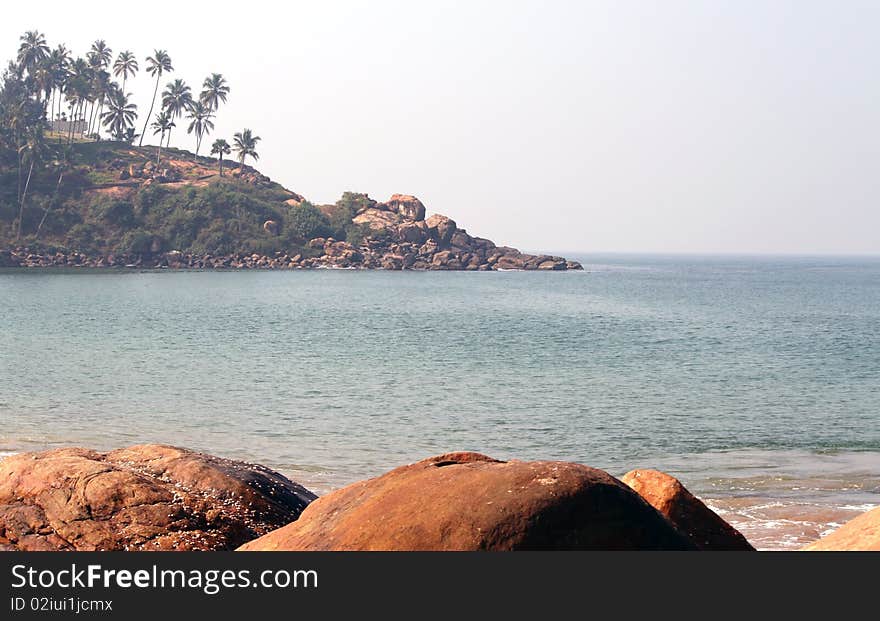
287;201;332;240
66;222;98;250
119;229;156;255
92;199;135;226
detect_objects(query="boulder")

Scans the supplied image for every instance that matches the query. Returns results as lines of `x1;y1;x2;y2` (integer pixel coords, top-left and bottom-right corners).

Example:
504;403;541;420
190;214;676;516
238;452;696;551
353;208;403;231
398;222;427;244
802;506;880;551
425;214;457;244
379;194;426;221
263;220;279;236
538;259;566;271
0;250;20;268
621;469;754;551
0;445;316;551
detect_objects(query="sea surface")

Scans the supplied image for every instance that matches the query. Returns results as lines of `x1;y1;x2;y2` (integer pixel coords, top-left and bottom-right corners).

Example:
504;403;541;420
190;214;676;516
1;255;879;549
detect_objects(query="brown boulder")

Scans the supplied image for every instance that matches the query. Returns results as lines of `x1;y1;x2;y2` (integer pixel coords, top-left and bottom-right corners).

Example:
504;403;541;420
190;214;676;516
398;222;427;244
263;220;279;236
379;194;426;221
621;469;754;551
425;214;457;244
0;445;316;551
238;452;695;551
802;506;880;551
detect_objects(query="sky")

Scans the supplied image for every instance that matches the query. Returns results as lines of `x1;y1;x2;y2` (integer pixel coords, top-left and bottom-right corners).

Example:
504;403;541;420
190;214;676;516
3;1;878;255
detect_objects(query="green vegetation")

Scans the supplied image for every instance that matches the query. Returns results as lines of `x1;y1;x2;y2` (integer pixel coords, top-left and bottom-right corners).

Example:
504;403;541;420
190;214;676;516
0;30;378;259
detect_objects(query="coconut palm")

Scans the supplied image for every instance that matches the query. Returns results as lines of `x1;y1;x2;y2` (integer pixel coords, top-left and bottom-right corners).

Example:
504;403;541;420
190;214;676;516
200;73;229;111
32;58;55;108
122;127;139;144
232;129;260;177
101;91;137;141
17;31;49;75
64;60;91;143
161;79;192;148
139;50;172;146
88;69;112;138
112;51;138;93
186;101;214;155
49;45;70;125
16;124;48;239
210;138;231;176
151;111;174;163
89;40;112;69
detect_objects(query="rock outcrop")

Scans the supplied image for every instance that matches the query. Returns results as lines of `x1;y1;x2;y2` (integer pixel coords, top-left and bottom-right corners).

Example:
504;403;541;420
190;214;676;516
0;445;316;551
802;506;880;551
238;452;695;551
621;469;754;551
342;195;582;271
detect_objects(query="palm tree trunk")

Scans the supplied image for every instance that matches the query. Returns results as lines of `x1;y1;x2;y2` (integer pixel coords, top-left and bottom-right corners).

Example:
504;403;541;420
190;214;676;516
16;142;22;205
139;76;161;147
157;134;163;164
94;99;103;140
87;101;96;137
16;159;35;240
35;168;64;239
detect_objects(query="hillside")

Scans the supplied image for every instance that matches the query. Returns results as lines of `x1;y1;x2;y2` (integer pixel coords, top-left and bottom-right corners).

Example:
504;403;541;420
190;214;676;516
0;142;582;271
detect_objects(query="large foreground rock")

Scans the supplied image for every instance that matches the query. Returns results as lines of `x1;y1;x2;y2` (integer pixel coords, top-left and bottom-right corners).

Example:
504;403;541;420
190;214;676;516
0;445;316;551
802;506;880;551
239;452;695;551
621;469;754;551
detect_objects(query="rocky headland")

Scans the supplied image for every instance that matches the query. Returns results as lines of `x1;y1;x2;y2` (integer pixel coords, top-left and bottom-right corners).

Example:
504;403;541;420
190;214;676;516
1;144;582;272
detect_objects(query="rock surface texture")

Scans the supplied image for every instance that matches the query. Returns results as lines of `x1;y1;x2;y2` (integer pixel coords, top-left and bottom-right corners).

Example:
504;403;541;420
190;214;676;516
802;506;880;551
0;445;316;551
621;469;754;551
238;452;696;551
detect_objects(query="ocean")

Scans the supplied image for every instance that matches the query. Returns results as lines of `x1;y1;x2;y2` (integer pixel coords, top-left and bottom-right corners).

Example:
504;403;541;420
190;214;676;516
1;254;879;549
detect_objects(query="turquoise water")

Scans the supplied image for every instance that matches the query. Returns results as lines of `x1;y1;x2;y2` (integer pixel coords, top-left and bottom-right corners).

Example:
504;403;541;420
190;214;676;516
2;255;879;548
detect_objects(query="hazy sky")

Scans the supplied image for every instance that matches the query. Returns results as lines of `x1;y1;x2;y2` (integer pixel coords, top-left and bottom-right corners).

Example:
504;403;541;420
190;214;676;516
4;1;878;254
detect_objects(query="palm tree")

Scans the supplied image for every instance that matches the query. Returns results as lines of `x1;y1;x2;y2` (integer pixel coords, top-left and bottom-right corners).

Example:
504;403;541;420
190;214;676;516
49;45;70;126
88;69;112;138
101;91;137;141
200;73;229;111
112;51;138;93
89;40;112;69
232;129;260;177
139;50;172;146
210;138;231;176
17;31;49;75
151;111;174;163
122;127;139;144
161;79;192;148
32;58;55;108
16;124;48;240
64;60;91;143
186;101;214;155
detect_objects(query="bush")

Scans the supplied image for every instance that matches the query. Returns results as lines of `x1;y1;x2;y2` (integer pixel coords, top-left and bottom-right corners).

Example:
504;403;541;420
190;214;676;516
343;222;370;247
192;221;236;255
91;199;135;226
119;229;157;255
66;222;98;250
287;201;332;240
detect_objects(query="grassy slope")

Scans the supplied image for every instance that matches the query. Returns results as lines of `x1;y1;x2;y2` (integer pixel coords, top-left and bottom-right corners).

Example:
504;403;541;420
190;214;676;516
0;141;327;258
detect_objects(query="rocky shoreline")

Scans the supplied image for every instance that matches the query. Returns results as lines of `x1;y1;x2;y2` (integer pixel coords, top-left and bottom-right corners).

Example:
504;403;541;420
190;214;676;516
1;195;583;272
2;444;876;551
